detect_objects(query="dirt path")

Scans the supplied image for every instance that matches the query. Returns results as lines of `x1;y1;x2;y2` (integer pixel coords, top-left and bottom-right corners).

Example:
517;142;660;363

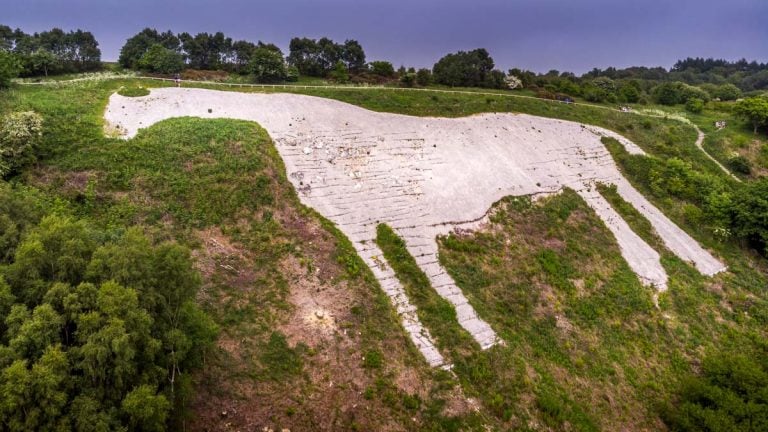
104;87;726;367
693;124;741;181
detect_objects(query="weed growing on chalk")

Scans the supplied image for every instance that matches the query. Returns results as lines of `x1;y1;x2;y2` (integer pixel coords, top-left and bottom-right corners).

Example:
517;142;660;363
117;84;150;96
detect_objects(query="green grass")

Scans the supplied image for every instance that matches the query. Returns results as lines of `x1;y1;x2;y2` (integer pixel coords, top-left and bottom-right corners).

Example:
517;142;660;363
117;84;150;97
375;224;478;355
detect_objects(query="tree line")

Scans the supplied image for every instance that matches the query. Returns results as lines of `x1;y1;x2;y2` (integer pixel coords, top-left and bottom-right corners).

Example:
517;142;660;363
0;25;101;76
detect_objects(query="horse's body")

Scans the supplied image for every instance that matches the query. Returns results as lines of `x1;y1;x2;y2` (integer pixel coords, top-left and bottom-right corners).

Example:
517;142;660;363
106;88;725;367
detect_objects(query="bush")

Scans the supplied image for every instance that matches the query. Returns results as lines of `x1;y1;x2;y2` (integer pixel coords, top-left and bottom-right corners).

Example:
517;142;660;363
137;44;184;74
685;97;705;113
329;60;350;83
369;60;395;77
415;68;432;86
248;47;288;83
730;178;768;254
0;208;218;430
0;111;43;178
727;155;751;175
662;351;768;431
432;48;496;87
653;82;710;105
0;50;21;88
399;72;416;87
713;83;742;101
483;69;507;89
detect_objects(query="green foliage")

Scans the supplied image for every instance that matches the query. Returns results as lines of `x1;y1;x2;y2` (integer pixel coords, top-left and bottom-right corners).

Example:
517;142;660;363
28;49;58;77
727;155;751;175
287;37;366;77
712;83;742;101
0;111;43;178
0;49;21;88
685;97;705;113
137;44;184;74
117;85;150;97
399;71;416;87
432;48;500;88
248;47;288;83
730;178;768;254
0;187;217;430
369;60;395;77
654;82;710;105
415;68;432;86
119;28;181;69
734;96;768;134
662;351;768;431
329;60;350;83
375;224;472;351
121;385;171;432
8;27;101;76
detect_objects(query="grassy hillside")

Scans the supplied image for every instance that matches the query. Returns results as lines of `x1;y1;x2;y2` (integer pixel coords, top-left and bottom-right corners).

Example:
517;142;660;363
1;77;766;431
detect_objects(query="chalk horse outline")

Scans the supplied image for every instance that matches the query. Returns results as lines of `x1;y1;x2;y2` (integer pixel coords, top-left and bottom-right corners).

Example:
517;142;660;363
106;88;726;368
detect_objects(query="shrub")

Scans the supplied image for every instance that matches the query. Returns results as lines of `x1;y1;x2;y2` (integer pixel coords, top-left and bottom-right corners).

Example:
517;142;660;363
713;83;742;101
734;96;768;134
685;97;705;113
137;44;184;74
369;60;395;77
399;72;416;87
415;68;432;86
432;48;496;87
248;47;288;83
0;50;21;88
730;178;768;254
662;351;768;431
727;155;751;175
329;60;350;83
653;82;710;105
0;111;43;178
117;85;150;97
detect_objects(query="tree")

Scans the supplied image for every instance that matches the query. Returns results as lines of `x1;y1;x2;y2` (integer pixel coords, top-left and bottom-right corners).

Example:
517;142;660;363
137;44;184;74
713;83;742;101
287;37;323;77
433;48;496;88
121;385;170;432
29;49;58;77
119;28;179;69
369;60;395;77
0;111;43;178
734;96;768;134
662;351;768;431
415;68;432;86
341;39;366;72
686;97;705;113
329;60;349;83
484;69;507;89
247;47;287;83
0;49;21;88
0;208;216;430
399;72;416;87
730;178;768;254
231;40;257;74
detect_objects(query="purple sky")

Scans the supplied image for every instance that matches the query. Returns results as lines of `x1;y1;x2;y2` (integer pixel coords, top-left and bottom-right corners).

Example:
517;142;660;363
4;0;767;73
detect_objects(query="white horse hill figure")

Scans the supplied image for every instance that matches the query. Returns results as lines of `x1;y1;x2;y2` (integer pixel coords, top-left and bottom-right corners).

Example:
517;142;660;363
105;88;725;368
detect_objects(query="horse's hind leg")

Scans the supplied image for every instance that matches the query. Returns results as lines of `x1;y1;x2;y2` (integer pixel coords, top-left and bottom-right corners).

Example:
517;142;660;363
396;226;500;349
612;179;726;276
577;187;669;290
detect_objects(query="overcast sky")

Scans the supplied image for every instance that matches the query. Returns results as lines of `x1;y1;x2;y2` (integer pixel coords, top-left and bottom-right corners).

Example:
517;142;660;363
3;0;767;74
